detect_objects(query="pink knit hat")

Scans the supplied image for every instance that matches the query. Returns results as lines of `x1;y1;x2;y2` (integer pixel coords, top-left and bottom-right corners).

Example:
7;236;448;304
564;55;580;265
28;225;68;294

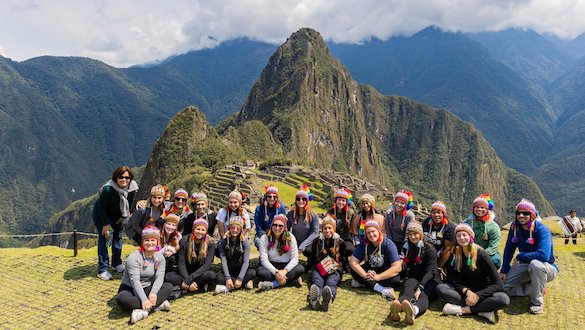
516;198;537;220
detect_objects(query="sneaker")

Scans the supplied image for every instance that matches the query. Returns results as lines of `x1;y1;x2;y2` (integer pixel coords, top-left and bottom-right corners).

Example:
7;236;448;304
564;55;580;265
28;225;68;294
389;300;401;322
297;277;303;287
351;279;364;288
381;288;396;301
214;284;229;295
321;286;333;312
203;284;209;292
309;284;321;310
97;271;113;281
402;300;415;325
154;300;171;312
115;264;125;273
478;311;496;323
530;304;545;315
257;281;273;292
130;309;149;324
246;280;254;290
442;303;463;316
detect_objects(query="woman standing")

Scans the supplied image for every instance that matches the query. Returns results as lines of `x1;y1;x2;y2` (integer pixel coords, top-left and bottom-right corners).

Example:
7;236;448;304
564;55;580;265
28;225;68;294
126;185;166;245
463;194;502;268
115;226;173;324
349;220;402;300
214;216;256;294
437;223;509;323
216;190;251;239
421;201;456;280
385;190;415;250
350;194;385;246
256;214;305;290
327;187;355;259
307;215;347;311
177;218;216;293
286;184;320;259
164;188;194;235
389;222;439;325
93;165;139;280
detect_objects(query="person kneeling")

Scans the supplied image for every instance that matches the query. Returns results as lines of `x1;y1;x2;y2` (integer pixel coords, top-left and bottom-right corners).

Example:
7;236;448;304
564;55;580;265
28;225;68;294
349;220;402;300
256;214;305;291
437;223;509;324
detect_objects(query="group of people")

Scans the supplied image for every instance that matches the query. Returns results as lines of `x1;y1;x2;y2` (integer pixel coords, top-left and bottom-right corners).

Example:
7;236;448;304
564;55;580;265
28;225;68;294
93;165;560;325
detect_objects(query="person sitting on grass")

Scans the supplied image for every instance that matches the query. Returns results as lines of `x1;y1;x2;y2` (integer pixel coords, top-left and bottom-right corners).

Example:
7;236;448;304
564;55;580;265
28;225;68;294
214;216;256;294
349;220;402;300
254;184;287;249
499;198;558;315
256;214;305;291
463;193;502;269
307;215;348;311
437;223;509;324
158;214;183;292
115;225;173;324
389;221;439;325
177;218;216;293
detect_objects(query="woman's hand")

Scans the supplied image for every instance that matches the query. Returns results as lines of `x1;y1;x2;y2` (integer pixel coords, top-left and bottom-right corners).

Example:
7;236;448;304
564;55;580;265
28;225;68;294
226;279;235;290
275;269;288;285
234;279;242;289
414;288;421;301
142;299;153;311
148;293;157;305
189;282;198;292
101;225;111;237
465;290;480;306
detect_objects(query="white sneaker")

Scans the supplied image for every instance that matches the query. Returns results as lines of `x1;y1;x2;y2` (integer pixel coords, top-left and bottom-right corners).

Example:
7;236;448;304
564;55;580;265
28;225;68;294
351;279;364;288
214;285;229;295
97;271;113;281
154;300;171;312
130;309;149;324
115;264;125;273
442;303;463;316
478;311;496;323
381;288;396;301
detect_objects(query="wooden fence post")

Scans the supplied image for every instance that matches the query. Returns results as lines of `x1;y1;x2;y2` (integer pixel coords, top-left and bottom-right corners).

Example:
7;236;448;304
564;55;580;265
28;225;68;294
73;228;78;257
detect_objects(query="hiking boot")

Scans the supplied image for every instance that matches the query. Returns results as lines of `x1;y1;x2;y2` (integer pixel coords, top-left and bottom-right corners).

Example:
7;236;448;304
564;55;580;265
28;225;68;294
351;279;364;288
381;288;396;301
442;303;463;316
321;286;333;312
389;300;401;322
530;304;545;314
478;311;496;323
402;300;415;325
309;284;321;310
257;281;273;292
130;309;149;324
246;280;254;290
154;300;171;312
97;271;113;281
115;264;125;273
214;284;229;295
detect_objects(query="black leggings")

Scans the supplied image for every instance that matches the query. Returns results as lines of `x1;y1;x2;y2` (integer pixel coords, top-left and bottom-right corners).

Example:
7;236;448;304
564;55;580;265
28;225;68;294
350;266;401;289
116;283;173;311
183;270;216;290
164;271;183;286
436;283;510;313
565;233;578;244
398;278;438;316
256;262;305;285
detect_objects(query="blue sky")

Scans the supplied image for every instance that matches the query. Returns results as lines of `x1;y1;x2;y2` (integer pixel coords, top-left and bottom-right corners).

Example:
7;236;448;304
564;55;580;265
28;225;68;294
1;0;585;67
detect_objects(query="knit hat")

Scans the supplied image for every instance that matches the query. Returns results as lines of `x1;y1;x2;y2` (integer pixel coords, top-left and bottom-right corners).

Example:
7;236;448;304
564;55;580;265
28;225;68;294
360;193;376;208
296;184;313;201
455;223;475;242
394;189;413;216
150;185;166;197
516;198;537;220
430;201;448;224
163;185;171;200
335;187;352;203
272;214;288;231
191;192;208;204
406;221;423;238
227;216;245;229
141;225;161;241
174;188;188;200
512;198;538;245
192;218;209;230
164;213;180;225
264;184;279;196
321;214;337;232
364;220;383;244
228;190;243;202
472;193;494;210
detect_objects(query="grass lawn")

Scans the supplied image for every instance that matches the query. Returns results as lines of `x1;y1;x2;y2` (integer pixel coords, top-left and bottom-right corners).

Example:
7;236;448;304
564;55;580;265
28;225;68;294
1;234;584;329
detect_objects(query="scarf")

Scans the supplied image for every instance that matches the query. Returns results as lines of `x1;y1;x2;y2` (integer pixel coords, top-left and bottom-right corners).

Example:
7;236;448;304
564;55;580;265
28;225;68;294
106;179;138;218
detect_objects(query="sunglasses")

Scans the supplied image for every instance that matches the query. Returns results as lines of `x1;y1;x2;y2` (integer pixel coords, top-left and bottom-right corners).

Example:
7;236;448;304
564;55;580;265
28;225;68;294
266;195;277;199
272;224;284;229
118;176;131;180
515;211;532;217
296;197;307;202
175;197;187;202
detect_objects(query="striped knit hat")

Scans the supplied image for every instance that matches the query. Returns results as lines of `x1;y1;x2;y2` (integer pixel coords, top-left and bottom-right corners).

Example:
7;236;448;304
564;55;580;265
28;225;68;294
430;201;448;224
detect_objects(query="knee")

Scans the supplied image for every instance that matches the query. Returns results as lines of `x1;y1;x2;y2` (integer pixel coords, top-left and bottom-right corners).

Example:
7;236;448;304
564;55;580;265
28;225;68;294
528;259;545;272
436;283;450;296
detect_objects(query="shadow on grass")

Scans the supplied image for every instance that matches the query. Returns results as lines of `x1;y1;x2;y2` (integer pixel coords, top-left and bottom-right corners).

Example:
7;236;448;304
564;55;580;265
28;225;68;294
501;297;531;315
63;263;124;281
573;251;585;260
106;296;128;321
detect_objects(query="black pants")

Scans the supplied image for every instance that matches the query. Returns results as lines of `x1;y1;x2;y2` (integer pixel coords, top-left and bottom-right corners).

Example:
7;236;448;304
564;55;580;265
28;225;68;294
216;267;256;286
256;262;305;285
116;283;173;311
565;233;578;244
398;278;438;316
350;266;401;289
436;283;510;313
164;271;183;286
183;270;216;290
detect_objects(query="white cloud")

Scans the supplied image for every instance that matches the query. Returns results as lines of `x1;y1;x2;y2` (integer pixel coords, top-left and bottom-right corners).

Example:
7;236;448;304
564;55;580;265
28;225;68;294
1;0;584;67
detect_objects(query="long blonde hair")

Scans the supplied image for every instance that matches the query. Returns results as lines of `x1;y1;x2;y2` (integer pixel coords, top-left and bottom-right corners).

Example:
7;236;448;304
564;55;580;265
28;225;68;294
451;243;479;272
187;231;213;264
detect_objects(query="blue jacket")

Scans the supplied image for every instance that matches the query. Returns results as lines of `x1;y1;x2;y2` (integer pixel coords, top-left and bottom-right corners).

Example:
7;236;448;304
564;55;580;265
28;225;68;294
253;202;287;238
500;220;557;274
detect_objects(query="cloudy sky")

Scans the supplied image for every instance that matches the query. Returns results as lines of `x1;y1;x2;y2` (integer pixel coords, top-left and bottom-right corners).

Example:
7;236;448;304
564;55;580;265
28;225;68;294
1;0;585;67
